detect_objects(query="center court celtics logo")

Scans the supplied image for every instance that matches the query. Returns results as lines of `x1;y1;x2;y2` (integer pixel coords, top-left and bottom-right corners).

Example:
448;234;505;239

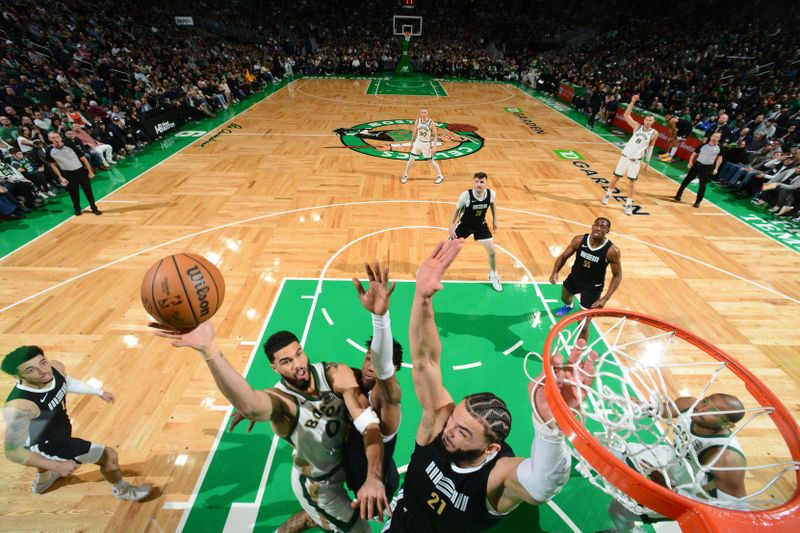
332;119;484;160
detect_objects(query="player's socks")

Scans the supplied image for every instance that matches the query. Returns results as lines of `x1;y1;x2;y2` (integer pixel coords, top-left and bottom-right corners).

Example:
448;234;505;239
600;192;610;205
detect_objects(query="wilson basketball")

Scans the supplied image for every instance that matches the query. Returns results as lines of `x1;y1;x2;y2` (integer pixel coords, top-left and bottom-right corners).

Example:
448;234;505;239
141;253;225;329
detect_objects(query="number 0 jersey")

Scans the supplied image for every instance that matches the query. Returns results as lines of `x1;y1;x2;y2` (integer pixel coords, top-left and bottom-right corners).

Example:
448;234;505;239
276;362;348;478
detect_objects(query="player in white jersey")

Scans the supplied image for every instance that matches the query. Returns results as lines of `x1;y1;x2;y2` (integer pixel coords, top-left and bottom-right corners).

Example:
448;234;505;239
401;108;445;185
601;94;658;215
235;261;405;533
608;393;746;532
152;322;390;532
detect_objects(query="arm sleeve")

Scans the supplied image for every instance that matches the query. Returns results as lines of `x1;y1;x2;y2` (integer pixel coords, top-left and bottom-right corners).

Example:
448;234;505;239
456;191;469;209
66;376;104;396
514;415;571;503
370;311;395;380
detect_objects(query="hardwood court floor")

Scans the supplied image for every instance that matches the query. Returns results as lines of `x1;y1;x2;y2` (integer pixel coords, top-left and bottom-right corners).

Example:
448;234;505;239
1;79;798;532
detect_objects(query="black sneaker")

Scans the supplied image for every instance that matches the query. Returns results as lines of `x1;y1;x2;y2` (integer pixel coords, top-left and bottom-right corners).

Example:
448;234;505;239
74;210;82;216
91;208;102;215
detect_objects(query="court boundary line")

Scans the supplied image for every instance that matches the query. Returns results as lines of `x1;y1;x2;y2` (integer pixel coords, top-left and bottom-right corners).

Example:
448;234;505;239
175;277;288;532
2;200;797;316
0;80;295;264
514;85;800;256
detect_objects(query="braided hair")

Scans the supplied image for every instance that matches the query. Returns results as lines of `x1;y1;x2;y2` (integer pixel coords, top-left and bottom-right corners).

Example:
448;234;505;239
464;392;512;444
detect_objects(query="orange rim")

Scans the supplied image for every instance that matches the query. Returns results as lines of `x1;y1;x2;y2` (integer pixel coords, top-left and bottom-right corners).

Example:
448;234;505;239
542;308;800;531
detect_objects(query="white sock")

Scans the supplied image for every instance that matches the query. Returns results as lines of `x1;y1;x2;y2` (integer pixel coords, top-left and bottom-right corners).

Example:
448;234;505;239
669;146;678;157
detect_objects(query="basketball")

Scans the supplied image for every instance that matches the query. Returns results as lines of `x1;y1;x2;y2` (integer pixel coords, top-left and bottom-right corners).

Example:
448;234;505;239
141;253;225;329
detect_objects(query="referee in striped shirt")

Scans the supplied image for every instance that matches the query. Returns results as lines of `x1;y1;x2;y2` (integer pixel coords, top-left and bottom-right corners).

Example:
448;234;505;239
46;132;101;216
674;131;723;208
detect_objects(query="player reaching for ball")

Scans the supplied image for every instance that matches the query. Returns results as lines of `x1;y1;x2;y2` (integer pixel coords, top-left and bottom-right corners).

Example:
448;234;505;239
150;321;390;532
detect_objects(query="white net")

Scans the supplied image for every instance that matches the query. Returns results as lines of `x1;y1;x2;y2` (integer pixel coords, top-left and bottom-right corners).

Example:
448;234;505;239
536;312;800;518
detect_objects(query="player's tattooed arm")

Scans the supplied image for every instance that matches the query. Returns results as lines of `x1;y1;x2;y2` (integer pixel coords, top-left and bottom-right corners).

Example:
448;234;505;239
3;402;66;471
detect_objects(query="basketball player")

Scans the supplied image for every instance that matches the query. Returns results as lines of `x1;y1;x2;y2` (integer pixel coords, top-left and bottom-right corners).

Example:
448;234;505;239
608;393;746;532
401;108;445;184
383;239;598;532
233;261;404;533
659;112;693;163
152;322;389;532
549;217;623;340
2;346;152;500
601;95;657;215
448;172;502;292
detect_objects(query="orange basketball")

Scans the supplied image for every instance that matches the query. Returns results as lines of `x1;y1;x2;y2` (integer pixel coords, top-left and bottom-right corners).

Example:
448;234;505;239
141;253;225;329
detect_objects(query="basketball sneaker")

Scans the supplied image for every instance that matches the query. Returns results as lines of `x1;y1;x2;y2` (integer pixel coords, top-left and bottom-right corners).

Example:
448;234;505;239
554;304;573;318
489;272;503;292
600;193;610;205
434;175;444;184
401;175;408;184
624;203;633;215
32;471;61;494
113;481;152;501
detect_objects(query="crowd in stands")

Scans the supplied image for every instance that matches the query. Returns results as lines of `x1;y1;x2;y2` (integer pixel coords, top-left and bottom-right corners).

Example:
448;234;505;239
1;0;798;222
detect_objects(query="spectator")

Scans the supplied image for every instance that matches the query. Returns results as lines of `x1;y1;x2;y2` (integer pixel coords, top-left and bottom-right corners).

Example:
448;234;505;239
71;124;116;167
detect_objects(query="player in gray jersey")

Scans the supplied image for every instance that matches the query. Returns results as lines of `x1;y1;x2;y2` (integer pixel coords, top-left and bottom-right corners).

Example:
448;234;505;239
152;321;391;532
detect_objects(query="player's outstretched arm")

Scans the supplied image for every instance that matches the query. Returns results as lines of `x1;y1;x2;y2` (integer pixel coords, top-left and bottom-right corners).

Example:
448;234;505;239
624;94;640;130
352;261;402;423
151;321;277;421
327;363;390;521
592;245;622;308
488;339;597;513
549;235;581;284
410;240;463;444
51;360;115;403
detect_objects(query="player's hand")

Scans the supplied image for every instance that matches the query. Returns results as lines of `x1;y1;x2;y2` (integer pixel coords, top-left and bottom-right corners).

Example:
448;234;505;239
549;272;558;284
492;220;498;231
59;178;68;187
99;391;115;403
352;261;395;316
352;475;391;521
415;239;464;298
53;459;79;477
590;297;608;309
530;338;597;424
150;321;217;354
87;170;94;179
712;169;718;175
228;410;256;433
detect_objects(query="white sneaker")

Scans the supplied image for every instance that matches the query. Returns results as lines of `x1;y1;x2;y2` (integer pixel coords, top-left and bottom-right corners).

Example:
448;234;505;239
109;160;117;165
32;471;61;494
47;190;58;197
624;203;633;216
489;272;503;292
600;194;610;205
113;482;152;501
434;175;444;184
401;175;408;184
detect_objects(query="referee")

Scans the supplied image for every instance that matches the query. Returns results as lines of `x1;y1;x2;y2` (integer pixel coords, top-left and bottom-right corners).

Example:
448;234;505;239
46;132;101;216
674;131;723;207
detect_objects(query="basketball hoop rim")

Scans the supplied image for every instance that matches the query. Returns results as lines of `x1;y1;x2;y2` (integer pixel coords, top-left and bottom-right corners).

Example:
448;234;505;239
542;308;800;531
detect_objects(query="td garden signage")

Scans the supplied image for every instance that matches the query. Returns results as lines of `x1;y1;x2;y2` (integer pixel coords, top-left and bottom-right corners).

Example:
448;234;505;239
333;119;484;160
